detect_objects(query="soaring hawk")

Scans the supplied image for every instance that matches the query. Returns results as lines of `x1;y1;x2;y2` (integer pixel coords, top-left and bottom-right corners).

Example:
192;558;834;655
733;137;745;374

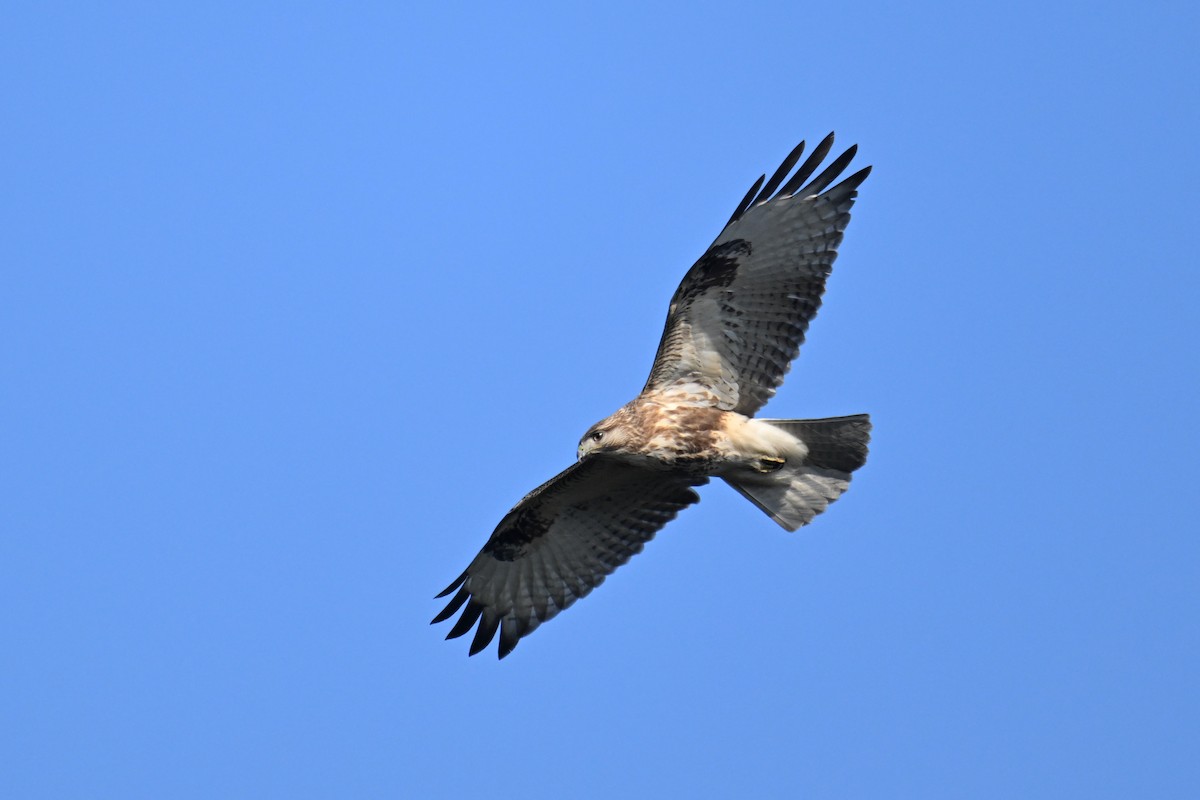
433;133;872;658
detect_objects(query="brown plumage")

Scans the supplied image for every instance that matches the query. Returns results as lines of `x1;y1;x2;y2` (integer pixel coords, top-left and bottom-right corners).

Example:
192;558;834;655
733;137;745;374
434;134;873;658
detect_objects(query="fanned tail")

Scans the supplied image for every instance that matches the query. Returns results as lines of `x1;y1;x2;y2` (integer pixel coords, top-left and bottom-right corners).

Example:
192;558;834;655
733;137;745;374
723;414;871;532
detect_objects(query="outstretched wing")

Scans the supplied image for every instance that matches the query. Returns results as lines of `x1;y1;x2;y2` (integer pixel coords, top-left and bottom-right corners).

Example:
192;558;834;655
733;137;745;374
432;457;705;659
643;133;871;415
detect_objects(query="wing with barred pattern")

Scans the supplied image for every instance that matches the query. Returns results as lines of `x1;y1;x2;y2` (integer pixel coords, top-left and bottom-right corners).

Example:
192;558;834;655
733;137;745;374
643;133;870;415
432;456;705;658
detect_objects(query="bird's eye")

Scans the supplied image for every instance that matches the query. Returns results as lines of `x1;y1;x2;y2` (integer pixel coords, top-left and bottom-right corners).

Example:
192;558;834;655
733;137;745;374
591;431;604;442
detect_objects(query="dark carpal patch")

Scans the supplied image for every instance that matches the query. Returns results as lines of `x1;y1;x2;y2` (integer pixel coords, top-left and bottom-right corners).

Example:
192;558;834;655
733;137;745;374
483;507;552;562
675;239;751;303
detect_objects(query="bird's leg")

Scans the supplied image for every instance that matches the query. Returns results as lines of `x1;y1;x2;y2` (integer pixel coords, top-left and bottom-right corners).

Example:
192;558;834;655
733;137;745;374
754;456;786;473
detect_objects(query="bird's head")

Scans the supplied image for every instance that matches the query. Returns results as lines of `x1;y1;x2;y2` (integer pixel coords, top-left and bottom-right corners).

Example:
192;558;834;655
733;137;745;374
577;416;635;460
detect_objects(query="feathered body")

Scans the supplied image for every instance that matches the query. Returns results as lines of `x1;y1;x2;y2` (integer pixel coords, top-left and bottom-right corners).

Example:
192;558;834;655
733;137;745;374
581;395;806;476
434;134;873;658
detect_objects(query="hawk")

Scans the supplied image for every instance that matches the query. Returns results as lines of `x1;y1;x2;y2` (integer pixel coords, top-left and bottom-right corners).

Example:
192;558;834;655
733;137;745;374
433;133;872;658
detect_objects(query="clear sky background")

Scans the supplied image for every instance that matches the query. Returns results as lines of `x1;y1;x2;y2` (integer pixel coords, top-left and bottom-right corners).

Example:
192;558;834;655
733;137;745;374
3;2;1197;798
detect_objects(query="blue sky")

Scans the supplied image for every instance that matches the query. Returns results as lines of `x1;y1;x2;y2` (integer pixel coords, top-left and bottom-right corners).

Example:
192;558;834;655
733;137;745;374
2;2;1197;797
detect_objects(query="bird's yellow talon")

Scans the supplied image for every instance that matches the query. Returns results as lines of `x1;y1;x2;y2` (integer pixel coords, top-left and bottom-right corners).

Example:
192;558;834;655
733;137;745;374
755;456;786;473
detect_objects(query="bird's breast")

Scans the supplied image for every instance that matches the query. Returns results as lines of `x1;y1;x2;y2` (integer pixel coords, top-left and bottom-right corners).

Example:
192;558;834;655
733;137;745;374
628;402;727;471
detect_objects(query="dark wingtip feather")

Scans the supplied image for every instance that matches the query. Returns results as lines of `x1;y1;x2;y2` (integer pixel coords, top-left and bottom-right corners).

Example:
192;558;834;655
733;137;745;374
837;164;872;193
802;144;858;197
779;132;836;197
758;140;806;204
498;634;519;659
445;599;484;640
431;584;470;624
468;610;500;656
497;617;526;659
726;174;765;226
435;571;468;599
